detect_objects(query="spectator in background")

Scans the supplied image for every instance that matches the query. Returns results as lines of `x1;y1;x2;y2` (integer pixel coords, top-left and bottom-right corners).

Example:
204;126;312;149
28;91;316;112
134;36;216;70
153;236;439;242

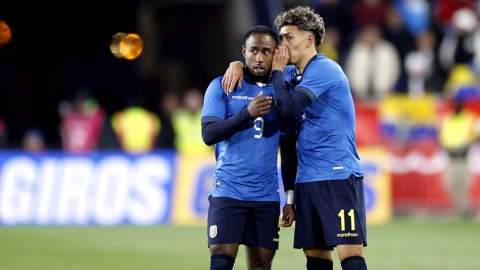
438;8;479;73
59;90;107;152
172;88;212;155
383;7;417;92
22;127;46;152
404;30;445;96
156;92;179;149
353;0;388;28
111;99;161;153
393;0;430;37
439;100;479;216
0;118;7;148
435;0;474;28
346;25;400;99
444;63;480;101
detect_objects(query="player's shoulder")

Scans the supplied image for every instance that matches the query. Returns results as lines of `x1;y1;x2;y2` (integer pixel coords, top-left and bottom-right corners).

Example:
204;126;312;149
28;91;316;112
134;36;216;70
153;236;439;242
206;76;226;92
310;54;341;70
307;54;345;77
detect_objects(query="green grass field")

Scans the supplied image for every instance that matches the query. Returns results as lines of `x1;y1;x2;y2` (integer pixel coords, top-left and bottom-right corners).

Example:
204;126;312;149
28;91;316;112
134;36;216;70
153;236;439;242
0;220;479;270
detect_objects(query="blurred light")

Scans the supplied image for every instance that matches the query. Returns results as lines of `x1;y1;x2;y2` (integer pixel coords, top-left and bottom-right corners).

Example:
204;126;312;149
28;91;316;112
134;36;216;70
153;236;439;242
0;20;12;50
110;32;143;60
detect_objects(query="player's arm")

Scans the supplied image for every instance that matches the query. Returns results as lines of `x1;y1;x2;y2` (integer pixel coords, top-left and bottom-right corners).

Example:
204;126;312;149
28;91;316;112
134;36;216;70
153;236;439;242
271;45;312;118
279;118;297;227
202;91;273;146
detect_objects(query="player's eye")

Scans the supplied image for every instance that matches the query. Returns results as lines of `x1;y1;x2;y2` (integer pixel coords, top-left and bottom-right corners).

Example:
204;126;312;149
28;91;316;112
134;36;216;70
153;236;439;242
264;50;271;54
251;50;258;53
287;36;293;40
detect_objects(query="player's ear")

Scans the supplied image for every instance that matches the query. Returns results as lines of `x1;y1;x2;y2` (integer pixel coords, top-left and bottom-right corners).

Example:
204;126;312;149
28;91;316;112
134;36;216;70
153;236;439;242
307;34;315;48
242;45;246;58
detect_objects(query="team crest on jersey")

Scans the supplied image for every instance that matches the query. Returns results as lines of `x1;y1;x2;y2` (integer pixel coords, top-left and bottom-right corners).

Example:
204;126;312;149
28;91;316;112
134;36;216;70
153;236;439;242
273;98;280;114
210;225;217;238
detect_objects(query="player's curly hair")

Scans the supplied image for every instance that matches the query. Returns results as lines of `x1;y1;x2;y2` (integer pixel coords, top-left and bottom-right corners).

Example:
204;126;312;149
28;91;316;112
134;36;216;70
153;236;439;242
274;6;325;48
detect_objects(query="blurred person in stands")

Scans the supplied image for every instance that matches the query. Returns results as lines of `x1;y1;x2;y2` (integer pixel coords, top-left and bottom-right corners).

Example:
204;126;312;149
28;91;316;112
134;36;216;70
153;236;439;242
0;117;7;148
444;63;480;101
439;99;479;216
393;0;430;37
353;0;388;28
383;7;416;92
345;25;400;99
22;127;46;152
435;0;474;28
438;8;479;73
59;90;107;152
404;30;445;96
111;97;160;153
156;92;179;149
172;88;212;155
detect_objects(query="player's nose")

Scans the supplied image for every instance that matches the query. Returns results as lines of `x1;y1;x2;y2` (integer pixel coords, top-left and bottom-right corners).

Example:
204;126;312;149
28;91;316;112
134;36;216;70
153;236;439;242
255;53;264;62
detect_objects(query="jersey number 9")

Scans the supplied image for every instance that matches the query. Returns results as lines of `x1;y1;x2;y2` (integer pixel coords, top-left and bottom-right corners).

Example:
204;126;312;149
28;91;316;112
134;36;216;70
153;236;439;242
254;117;264;138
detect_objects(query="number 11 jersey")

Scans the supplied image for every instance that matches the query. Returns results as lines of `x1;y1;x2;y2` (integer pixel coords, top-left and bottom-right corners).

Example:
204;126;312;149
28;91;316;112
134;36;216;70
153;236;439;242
201;75;294;202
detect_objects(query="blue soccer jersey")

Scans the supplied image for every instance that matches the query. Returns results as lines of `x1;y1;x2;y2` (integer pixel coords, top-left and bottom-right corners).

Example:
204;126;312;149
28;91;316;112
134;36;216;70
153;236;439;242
283;54;363;182
201;76;294;201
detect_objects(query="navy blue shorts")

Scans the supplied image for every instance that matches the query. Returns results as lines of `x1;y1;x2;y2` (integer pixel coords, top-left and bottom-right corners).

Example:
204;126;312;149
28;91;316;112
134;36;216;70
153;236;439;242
294;175;367;250
207;196;280;250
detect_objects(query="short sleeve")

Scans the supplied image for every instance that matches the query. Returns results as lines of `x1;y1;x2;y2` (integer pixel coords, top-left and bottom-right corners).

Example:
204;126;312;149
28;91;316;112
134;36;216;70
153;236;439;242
296;61;339;102
201;78;227;123
280;117;296;136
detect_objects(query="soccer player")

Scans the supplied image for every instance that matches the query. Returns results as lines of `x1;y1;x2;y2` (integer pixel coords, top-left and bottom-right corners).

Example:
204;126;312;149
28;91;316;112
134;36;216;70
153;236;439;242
201;25;297;270
222;6;368;270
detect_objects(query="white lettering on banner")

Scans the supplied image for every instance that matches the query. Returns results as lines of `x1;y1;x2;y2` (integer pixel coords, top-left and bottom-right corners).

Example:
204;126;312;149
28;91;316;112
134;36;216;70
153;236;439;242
130;156;171;225
388;151;449;174
35;159;57;225
0;157;37;225
57;158;94;225
0;153;173;226
94;156;131;226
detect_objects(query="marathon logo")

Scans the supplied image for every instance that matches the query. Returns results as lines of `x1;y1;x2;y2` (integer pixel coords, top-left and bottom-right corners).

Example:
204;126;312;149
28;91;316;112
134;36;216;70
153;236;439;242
337;233;358;237
231;96;254;100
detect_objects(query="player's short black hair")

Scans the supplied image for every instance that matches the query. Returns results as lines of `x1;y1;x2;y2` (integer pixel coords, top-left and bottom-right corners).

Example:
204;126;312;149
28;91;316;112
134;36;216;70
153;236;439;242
243;25;279;46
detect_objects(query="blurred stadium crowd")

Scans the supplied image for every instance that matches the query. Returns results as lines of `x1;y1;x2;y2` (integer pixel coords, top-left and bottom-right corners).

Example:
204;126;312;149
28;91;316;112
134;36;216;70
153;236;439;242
0;0;480;216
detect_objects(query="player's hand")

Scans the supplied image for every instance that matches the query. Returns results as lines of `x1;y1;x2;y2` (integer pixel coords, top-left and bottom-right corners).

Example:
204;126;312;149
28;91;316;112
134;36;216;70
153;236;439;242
281;204;295;227
222;61;244;95
248;91;272;118
272;45;289;72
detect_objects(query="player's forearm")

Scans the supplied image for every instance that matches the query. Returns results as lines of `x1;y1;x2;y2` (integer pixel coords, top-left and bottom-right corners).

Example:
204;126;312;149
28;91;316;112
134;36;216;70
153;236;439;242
272;70;311;118
201;108;252;146
279;134;297;193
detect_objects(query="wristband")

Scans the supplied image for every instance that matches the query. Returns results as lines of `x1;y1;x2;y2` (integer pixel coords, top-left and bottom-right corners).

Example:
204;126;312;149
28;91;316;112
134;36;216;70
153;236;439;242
285;190;295;205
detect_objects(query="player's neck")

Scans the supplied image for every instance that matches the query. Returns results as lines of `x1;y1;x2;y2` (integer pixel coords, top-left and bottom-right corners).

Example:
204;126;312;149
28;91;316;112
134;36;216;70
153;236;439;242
295;49;317;75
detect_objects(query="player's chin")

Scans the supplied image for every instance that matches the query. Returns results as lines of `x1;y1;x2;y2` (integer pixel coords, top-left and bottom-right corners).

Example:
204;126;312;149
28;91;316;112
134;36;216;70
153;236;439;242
252;73;269;81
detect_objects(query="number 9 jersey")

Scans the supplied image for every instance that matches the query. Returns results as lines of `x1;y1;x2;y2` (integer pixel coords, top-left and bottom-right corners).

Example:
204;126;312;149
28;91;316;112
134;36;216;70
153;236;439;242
201;76;295;202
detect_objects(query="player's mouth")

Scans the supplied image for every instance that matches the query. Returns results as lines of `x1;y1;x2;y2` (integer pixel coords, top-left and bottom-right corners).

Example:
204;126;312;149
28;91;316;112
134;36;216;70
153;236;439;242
253;65;265;74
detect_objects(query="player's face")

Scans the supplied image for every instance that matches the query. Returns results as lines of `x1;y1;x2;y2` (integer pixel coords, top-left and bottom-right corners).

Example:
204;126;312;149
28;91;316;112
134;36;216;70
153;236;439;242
279;25;311;65
242;34;276;81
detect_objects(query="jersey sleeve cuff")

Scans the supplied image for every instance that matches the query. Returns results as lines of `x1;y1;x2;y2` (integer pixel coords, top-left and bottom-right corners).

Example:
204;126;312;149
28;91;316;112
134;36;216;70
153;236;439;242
285;190;295;204
295;86;317;103
201;116;223;124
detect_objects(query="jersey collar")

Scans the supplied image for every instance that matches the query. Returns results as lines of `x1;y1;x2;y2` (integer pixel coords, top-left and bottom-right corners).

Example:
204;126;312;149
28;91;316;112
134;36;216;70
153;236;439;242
298;53;324;77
